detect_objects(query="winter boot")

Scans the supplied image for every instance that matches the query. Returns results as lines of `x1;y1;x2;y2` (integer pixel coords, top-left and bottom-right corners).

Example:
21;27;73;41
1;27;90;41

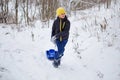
53;59;61;68
57;58;61;66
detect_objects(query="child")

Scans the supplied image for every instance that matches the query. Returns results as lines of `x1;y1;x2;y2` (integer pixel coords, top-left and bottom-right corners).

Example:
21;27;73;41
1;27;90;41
51;7;70;68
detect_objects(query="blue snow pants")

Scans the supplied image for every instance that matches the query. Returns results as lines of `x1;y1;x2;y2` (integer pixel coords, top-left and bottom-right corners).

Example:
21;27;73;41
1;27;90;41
54;40;68;59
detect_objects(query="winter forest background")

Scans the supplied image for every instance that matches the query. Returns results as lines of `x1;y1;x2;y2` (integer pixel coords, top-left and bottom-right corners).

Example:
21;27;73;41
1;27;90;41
0;0;120;80
0;0;113;24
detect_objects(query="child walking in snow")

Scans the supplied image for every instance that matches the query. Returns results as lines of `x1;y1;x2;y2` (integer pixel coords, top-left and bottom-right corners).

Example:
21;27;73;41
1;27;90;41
51;7;70;68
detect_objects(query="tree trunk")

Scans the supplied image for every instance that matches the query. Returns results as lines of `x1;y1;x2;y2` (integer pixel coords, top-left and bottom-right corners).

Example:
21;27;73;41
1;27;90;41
26;0;29;25
1;0;4;23
106;0;111;8
15;0;18;24
42;0;45;21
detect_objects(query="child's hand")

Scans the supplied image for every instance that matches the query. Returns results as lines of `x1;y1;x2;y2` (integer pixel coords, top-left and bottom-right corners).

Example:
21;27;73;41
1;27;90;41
51;36;56;44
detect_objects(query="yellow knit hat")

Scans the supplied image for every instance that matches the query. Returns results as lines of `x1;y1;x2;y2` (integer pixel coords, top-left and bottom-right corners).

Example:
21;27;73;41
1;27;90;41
56;7;66;16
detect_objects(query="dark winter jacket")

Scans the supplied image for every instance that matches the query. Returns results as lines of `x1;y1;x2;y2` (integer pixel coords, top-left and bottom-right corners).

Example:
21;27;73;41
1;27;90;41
51;16;70;41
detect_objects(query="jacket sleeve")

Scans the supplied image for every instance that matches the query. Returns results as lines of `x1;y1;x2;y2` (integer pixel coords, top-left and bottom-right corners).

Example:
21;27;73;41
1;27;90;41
56;20;70;38
51;21;56;38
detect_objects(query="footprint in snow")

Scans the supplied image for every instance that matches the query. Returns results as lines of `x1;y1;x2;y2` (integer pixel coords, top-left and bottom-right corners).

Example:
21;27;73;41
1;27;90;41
97;71;104;79
0;66;8;72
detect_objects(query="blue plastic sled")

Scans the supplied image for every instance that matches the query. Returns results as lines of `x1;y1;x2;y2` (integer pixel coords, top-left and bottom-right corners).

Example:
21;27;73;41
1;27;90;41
46;49;57;60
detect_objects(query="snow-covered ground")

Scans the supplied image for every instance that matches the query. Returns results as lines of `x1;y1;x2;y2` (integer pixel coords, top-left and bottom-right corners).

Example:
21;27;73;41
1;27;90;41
0;1;120;80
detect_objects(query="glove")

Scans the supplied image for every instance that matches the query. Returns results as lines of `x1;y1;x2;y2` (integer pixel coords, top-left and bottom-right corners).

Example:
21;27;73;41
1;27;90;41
51;35;56;44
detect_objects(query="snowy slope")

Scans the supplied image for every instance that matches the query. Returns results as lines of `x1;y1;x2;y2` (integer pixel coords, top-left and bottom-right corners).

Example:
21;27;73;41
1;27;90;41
0;1;120;80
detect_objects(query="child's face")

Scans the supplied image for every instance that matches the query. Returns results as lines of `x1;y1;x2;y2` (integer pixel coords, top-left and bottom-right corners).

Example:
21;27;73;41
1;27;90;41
59;13;65;19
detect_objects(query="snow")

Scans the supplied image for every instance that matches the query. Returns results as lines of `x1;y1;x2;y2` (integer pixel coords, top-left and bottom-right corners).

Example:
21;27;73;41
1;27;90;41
0;1;120;80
